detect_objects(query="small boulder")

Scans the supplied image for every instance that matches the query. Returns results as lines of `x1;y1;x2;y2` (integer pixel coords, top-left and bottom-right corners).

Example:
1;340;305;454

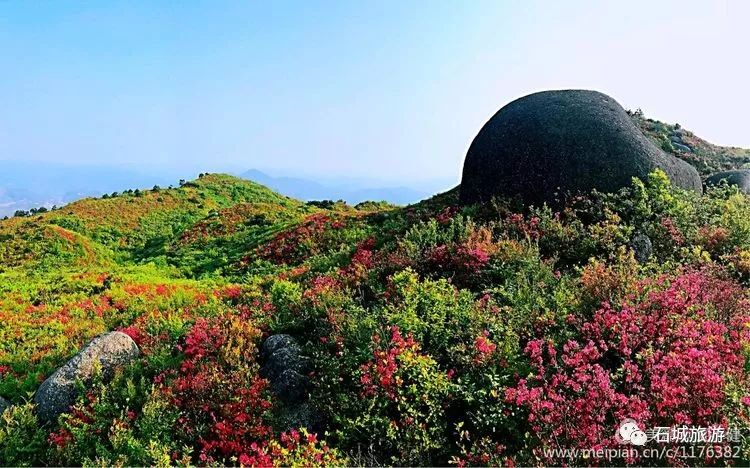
261;334;315;429
261;335;310;404
272;369;309;404
34;331;140;424
629;232;653;264
672;142;693;153
0;396;10;414
705;170;750;194
262;347;311;381
262;334;301;360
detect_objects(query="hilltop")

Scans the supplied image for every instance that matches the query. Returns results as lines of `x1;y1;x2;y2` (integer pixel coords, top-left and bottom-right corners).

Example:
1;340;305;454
2;108;750;466
632;110;750;175
1;174;307;272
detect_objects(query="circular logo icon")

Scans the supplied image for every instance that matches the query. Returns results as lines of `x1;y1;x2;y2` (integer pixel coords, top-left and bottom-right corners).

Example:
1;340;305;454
617;419;647;445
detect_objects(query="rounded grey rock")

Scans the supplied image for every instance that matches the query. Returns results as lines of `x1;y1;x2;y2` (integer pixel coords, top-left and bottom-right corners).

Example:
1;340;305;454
672;142;693;153
459;90;702;206
272;369;309;404
262;347;310;380
261;334;300;359
630;232;653;264
34;331;140;424
705;170;750;194
261;334;312;406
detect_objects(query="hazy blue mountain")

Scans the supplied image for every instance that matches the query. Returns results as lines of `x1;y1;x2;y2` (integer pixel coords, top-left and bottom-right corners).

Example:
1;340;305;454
240;169;447;205
0;161;456;217
0;161;177;217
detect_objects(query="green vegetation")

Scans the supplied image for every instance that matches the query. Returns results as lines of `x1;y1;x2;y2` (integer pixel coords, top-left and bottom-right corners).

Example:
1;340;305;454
3;167;750;466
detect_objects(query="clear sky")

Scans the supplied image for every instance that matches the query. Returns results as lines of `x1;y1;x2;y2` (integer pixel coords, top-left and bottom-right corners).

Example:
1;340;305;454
1;0;748;184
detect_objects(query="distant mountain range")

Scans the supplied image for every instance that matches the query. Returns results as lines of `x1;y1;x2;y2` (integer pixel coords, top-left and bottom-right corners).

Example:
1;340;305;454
0;162;177;217
0;162;455;217
239;169;447;205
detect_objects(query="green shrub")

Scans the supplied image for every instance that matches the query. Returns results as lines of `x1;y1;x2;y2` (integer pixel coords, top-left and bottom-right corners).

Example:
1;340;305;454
0;403;47;466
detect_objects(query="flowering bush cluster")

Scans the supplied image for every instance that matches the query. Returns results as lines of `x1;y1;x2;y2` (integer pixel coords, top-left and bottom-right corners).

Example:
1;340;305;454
506;269;750;463
161;316;274;464
258;213;347;265
345;326;452;465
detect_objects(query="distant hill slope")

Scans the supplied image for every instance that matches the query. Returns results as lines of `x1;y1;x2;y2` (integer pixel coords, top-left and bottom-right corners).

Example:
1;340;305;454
240;169;431;205
1;115;747;273
0;173;395;277
0;174;311;273
631;111;750;176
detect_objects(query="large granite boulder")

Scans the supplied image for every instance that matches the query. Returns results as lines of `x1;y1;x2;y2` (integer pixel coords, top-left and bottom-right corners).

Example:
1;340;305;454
34;331;140;424
705;170;750;194
459;90;702;206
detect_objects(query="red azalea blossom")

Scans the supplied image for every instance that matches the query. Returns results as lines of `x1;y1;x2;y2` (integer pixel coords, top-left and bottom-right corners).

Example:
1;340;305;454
507;269;750;463
473;330;497;364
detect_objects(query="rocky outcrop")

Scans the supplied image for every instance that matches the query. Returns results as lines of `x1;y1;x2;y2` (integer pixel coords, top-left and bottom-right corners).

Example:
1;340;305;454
262;334;300;359
673;142;693;153
261;334;315;430
34;331;140;424
459;90;702;206
705;170;750;194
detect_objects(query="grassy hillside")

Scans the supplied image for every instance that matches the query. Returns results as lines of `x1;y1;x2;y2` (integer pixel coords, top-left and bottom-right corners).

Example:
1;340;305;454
0;174;308;272
3;164;750;465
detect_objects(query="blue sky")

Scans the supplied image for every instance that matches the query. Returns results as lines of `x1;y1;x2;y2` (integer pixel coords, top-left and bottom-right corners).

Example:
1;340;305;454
1;1;748;184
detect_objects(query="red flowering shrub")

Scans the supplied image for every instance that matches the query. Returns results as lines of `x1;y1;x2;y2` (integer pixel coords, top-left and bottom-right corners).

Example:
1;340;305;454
436;206;459;225
118;324;148;347
506;269;750;464
659;216;685;246
359;326;419;399
159;316;275;465
697;225;732;255
505;213;542;241
340;237;376;282
428;244;489;276
473;330;498;365
579;251;639;308
258;213;345;264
